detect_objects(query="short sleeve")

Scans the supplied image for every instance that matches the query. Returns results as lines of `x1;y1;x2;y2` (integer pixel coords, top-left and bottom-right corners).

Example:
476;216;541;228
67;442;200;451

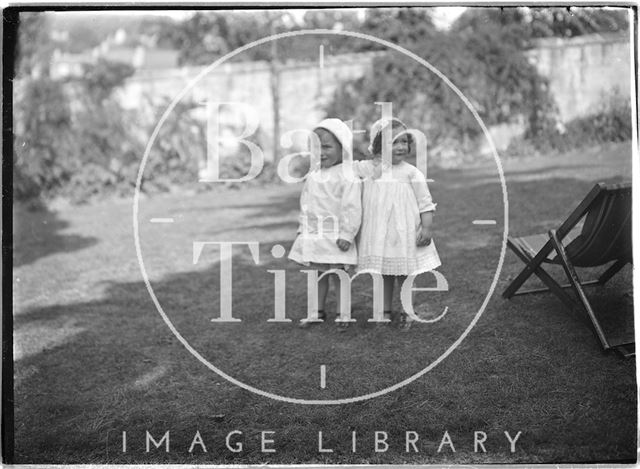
352;160;376;179
409;167;436;213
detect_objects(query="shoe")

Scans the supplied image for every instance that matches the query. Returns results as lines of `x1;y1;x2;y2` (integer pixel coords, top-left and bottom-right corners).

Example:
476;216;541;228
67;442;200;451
299;310;326;329
335;313;352;332
397;312;412;332
375;311;393;329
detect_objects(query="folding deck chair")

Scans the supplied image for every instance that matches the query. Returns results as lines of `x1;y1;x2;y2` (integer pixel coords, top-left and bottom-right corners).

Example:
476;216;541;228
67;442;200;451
503;182;633;357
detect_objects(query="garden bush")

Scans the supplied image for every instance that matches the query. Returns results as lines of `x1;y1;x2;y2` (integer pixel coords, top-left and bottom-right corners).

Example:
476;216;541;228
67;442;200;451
13;60;141;203
518;88;633;155
14;77;79;200
13;59;280;204
141;96;277;193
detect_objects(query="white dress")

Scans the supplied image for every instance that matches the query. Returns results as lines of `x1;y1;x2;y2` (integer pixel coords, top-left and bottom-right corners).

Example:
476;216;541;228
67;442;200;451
354;160;441;275
288;164;362;266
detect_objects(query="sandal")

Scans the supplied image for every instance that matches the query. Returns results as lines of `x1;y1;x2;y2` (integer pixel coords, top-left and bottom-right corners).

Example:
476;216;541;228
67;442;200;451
375;311;393;328
335;310;353;332
397;312;412;332
299;310;326;328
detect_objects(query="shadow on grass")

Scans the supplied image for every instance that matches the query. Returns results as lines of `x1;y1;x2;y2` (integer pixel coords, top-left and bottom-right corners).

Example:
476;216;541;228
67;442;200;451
13;205;98;268
12;168;636;465
177;186;301;216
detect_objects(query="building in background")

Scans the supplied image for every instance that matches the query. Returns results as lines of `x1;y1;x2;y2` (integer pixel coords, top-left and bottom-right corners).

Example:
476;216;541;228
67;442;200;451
49;27;180;79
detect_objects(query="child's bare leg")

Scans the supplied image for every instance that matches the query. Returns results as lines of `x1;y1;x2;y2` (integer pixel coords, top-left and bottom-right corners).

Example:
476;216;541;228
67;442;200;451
396;275;411;331
299;271;330;328
331;274;341;317
375;275;395;327
331;274;350;331
383;275;395;312
396;276;407;299
317;273;330;314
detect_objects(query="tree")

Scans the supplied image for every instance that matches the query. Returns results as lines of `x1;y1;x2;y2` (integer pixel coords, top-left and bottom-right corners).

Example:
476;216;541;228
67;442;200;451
324;8;557;161
452;7;629;45
48;12;154;53
13;77;76;198
131;16;180;48
171;12;230;65
16;12;55;78
168;11;297;65
360;7;438;49
80;59;135;103
14;58;140;201
302;8;362;30
297;9;366;55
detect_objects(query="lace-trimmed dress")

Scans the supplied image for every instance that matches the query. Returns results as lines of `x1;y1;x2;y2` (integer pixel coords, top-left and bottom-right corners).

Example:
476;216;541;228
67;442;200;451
354;160;441;275
288;164;362;268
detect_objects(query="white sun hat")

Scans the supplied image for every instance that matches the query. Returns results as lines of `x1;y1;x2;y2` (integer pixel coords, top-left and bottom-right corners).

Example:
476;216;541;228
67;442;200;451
313;118;353;160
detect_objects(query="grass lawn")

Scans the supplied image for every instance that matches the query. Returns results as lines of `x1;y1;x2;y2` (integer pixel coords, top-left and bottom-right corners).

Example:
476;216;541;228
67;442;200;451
11;141;636;464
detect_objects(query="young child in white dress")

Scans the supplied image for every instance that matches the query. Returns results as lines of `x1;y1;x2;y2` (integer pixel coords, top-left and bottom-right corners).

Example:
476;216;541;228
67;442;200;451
288;118;362;329
355;118;441;330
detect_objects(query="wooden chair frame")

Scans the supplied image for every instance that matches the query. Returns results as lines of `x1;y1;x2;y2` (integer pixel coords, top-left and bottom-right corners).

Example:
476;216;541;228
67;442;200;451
503;183;633;356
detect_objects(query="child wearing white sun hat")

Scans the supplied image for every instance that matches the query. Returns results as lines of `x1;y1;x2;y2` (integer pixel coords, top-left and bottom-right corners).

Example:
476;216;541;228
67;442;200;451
288;118;362;330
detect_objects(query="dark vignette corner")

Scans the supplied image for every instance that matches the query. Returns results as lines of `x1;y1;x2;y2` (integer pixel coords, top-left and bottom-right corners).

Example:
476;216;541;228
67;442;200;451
2;5;18;465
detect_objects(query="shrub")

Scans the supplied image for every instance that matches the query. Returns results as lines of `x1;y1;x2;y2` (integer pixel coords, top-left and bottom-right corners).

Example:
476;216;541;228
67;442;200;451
140;96;277;193
13;59;141;203
13;77;78;199
13;69;279;204
527;88;632;154
503;136;543;159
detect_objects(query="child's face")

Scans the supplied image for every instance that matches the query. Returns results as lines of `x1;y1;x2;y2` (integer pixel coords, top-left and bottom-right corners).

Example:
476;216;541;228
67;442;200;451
391;127;410;165
315;128;342;168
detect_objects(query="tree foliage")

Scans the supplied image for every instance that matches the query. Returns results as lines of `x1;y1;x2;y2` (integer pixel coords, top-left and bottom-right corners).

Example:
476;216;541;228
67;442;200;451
14;78;74;198
13;55;276;202
163;7;629;66
48;13;164;52
14;59;140;202
80;59;135;102
359;8;438;49
16;12;55;78
169;11;298;65
325;8;558;162
452;7;629;45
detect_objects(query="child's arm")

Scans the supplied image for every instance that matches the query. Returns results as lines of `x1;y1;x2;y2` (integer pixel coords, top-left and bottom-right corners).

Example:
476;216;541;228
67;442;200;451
410;168;436;246
336;176;362;251
417;211;433;246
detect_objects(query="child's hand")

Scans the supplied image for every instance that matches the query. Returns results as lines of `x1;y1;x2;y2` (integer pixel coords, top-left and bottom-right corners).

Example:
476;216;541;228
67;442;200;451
336;238;351;251
416;227;432;247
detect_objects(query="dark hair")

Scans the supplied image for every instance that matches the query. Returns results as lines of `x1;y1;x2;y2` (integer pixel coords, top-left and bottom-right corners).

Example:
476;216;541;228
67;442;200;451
314;128;343;165
371;122;414;155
